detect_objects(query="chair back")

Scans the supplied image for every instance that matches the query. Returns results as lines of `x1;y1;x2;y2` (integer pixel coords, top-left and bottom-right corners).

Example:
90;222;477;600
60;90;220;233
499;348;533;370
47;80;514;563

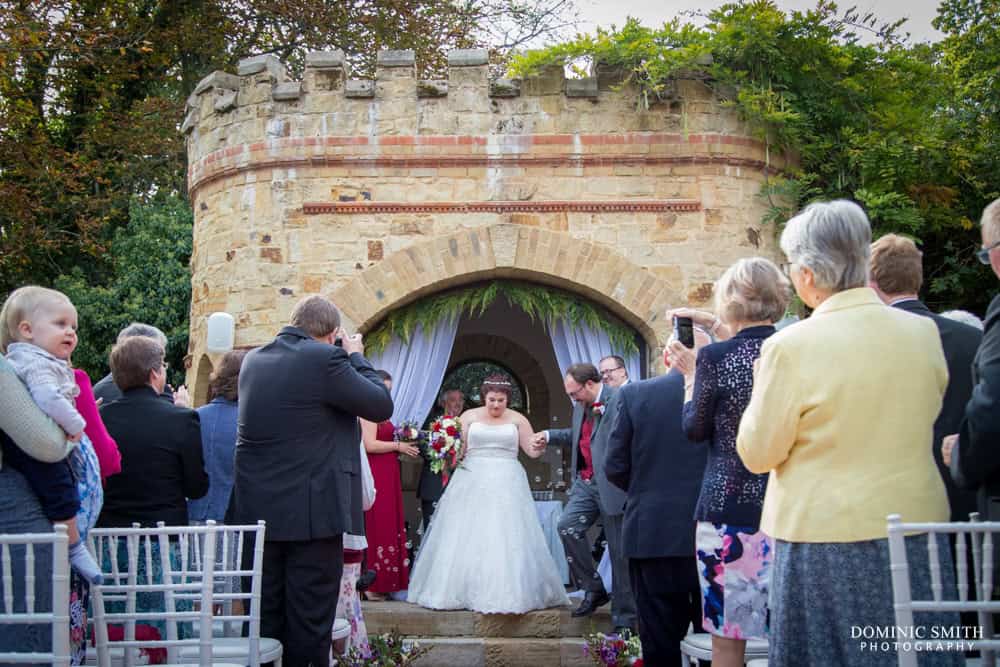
89;523;219;667
167;521;267;664
0;524;70;666
887;513;1000;667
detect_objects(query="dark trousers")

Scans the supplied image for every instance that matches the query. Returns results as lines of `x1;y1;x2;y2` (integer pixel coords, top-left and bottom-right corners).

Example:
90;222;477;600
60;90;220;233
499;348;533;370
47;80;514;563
629;556;701;667
1;439;78;522
421;499;437;533
558;477;637;628
261;536;343;667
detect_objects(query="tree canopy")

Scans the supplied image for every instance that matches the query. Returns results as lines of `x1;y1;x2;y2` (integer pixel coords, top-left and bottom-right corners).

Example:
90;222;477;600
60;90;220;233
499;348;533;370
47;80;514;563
512;0;999;313
0;0;575;378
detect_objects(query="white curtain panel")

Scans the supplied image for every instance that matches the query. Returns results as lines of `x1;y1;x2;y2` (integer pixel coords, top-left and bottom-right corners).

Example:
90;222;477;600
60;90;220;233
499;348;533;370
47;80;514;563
547;318;641;385
368;318;460;425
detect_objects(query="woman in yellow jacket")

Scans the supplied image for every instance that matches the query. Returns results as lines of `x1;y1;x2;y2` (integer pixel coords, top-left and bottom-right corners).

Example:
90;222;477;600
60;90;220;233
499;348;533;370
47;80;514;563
736;200;961;667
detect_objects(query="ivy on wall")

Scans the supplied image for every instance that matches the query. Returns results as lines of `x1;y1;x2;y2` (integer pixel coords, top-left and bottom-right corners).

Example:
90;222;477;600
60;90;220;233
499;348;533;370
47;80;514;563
365;281;640;357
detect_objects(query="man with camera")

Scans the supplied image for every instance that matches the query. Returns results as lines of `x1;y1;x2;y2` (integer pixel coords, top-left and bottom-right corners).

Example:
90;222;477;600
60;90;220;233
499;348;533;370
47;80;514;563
231;295;393;667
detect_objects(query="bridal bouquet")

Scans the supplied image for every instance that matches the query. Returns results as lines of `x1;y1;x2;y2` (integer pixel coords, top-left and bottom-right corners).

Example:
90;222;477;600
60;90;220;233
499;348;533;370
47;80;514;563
427;415;463;482
583;629;643;667
393;420;422;443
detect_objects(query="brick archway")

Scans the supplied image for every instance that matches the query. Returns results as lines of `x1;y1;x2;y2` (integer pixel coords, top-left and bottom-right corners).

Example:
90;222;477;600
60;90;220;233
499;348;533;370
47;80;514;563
331;223;678;353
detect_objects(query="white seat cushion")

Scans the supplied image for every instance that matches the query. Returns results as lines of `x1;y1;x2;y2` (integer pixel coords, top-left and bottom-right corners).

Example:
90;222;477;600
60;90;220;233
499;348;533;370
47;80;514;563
332;618;351;641
178;637;283;660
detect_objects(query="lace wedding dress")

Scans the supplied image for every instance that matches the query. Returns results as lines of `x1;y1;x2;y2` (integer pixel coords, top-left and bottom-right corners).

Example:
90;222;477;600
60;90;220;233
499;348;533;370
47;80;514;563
407;422;570;613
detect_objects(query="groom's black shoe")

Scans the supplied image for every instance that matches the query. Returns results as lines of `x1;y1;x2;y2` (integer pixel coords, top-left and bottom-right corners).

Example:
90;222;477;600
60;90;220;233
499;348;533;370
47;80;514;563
571;590;610;617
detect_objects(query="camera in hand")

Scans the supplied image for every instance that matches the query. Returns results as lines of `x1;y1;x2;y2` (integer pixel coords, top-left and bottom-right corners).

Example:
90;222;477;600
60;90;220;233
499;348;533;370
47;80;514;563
674;316;695;348
334;337;343;347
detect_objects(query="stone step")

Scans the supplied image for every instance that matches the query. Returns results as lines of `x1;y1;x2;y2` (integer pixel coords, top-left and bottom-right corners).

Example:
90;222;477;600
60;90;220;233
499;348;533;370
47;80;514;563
406;637;592;667
362;600;613;639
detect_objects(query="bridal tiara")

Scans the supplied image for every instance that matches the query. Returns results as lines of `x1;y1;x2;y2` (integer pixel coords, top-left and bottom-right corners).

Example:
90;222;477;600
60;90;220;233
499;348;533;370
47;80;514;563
484;379;513;386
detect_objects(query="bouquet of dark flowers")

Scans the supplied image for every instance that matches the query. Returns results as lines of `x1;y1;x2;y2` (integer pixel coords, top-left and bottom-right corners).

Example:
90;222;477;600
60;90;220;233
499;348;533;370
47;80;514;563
393;420;422;444
583;628;643;667
426;415;463;483
340;630;429;666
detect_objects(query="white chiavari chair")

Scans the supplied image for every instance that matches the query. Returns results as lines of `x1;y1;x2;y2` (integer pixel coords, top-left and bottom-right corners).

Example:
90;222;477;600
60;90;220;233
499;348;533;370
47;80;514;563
0;524;71;666
168;521;283;667
88;522;241;667
888;512;1000;667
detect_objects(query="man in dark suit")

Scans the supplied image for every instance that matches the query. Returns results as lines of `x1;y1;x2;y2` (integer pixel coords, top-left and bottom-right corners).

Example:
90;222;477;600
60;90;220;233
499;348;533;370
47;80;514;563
417;388;464;531
869;233;982;522
97;336;208;528
535;363;635;631
231;296;393;667
605;349;707;666
946;198;1000;517
93;322;180;405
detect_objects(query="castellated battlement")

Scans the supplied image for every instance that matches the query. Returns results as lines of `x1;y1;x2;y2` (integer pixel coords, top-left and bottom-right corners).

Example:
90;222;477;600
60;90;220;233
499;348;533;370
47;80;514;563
184;48;784;192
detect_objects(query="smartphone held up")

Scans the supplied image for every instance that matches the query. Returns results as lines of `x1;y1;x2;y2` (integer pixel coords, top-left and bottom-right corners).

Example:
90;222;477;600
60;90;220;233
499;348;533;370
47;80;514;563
673;316;695;348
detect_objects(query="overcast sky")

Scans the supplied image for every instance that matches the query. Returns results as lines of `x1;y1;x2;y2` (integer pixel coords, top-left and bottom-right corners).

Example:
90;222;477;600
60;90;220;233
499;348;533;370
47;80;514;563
574;0;944;43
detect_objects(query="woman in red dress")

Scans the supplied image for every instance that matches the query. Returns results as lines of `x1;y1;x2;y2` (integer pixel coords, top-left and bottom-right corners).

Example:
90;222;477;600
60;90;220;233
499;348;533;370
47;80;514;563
361;370;420;600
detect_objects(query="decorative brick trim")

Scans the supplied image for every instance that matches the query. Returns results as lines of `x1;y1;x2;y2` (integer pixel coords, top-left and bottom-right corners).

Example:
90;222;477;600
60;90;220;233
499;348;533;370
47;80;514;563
190;154;775;196
187;132;789;196
302;199;701;215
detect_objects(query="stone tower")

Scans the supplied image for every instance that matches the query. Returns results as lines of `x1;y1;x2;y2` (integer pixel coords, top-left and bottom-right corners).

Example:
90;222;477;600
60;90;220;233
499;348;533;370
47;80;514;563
183;48;787;402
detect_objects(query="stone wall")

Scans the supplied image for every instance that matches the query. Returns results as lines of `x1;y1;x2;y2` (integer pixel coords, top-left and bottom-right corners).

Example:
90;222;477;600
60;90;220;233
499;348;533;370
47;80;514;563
183;48;788;396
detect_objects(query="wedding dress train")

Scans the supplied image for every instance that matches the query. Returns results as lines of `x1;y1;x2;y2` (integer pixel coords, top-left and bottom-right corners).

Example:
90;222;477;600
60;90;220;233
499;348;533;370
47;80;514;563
407;422;570;614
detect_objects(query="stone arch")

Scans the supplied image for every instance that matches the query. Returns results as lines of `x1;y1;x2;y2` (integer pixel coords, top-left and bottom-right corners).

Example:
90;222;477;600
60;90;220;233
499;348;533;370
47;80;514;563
331;223;679;354
192;354;213;408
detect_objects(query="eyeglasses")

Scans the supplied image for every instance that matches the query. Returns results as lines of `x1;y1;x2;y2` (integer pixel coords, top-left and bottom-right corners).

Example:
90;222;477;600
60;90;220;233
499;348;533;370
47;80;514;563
977;240;1000;265
599;366;624;377
780;262;798;278
566;382;587;401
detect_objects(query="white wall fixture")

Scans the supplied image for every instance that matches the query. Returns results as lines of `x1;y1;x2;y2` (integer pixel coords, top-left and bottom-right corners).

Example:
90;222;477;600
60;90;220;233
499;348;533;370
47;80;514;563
206;312;235;353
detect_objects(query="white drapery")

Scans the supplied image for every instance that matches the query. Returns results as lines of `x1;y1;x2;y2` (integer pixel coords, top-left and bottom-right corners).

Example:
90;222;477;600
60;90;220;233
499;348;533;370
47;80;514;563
368;319;460;425
547;318;641;382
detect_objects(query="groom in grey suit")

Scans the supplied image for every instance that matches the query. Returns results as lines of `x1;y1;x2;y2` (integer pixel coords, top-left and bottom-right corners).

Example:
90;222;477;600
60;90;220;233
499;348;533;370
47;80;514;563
538;362;636;631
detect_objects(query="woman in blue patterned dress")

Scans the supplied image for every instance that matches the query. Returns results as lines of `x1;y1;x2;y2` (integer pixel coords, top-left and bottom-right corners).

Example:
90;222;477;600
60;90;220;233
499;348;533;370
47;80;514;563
668;257;791;667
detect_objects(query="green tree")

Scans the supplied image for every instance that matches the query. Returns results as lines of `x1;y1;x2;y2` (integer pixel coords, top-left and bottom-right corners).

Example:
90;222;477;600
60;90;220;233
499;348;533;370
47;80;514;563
511;0;998;313
56;197;192;386
0;0;577;295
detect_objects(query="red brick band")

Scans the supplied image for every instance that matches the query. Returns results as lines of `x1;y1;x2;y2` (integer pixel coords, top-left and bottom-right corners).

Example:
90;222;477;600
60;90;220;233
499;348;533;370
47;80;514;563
302;200;701;215
187;132;784;197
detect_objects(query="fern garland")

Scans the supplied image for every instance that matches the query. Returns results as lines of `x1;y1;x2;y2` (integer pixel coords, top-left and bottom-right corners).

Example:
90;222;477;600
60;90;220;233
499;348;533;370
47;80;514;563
365;281;639;357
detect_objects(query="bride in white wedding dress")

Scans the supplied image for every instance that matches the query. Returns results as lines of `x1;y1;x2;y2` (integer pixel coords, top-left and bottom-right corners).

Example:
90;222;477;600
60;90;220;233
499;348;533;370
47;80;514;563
407;374;570;614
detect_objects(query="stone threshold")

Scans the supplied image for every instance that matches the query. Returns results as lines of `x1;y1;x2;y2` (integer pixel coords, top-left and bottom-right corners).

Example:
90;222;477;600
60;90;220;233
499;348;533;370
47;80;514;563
362;600;613;639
